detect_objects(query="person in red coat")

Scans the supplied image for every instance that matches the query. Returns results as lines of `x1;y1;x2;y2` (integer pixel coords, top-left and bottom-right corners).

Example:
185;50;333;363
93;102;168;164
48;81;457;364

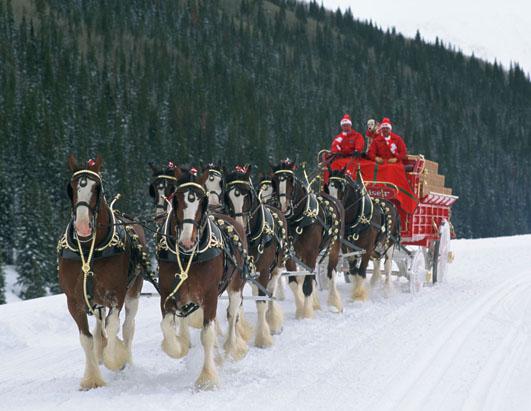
330;114;365;156
367;117;407;164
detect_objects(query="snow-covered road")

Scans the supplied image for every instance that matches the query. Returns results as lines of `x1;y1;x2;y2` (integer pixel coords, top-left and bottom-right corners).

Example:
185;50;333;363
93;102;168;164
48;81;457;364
1;235;530;410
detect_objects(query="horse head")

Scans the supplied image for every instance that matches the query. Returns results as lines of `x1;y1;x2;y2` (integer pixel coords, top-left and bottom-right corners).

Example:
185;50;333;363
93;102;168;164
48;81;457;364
202;162;225;206
149;161;177;218
257;172;274;204
67;154;104;241
224;165;256;231
171;166;209;250
270;159;297;214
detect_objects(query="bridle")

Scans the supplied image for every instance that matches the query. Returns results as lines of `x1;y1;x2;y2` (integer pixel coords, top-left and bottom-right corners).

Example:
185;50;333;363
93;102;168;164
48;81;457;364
69;169;104;242
172;181;209;247
225;178;261;234
151;174;177;211
206;168;224;203
273;169;307;217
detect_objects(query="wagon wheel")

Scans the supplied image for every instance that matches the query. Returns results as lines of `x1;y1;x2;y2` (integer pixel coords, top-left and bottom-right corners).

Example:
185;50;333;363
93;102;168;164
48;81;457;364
408;248;427;293
433;220;452;283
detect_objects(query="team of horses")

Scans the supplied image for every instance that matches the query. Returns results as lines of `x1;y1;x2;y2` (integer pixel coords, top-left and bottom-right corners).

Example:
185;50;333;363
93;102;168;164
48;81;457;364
58;155;400;391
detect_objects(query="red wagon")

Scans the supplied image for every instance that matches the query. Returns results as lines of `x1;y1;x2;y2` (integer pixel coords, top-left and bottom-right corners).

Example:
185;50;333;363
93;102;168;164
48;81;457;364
320;151;458;292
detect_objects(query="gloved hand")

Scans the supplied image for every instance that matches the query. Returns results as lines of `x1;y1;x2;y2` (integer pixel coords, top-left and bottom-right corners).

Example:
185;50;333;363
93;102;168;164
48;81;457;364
375;156;384;164
388;157;398;164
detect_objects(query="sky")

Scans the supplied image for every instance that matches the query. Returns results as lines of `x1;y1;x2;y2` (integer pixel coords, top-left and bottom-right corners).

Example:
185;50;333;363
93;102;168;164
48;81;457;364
319;0;531;76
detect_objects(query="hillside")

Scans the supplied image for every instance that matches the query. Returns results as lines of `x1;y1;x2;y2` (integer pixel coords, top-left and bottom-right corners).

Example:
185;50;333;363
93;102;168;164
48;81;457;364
1;235;531;409
0;0;530;299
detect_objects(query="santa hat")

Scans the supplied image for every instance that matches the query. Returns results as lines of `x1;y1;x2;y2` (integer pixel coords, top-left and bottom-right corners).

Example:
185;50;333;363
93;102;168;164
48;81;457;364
340;114;352;126
379;117;392;130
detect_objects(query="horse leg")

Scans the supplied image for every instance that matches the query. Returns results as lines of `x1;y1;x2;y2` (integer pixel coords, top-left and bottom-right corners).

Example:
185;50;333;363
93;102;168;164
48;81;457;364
161;312;187;359
352;256;370;301
224;290;249;361
302;275;315;319
266;268;284;335
236;306;253;343
177;316;191;354
93;307;107;364
286;259;304;318
188;307;204;329
383;245;395;296
312;278;322;310
276;275;286;301
370;257;382;287
253;281;273;348
68;298;106;390
122;295;139;364
326;240;343;312
195;299;219;390
102;306;129;371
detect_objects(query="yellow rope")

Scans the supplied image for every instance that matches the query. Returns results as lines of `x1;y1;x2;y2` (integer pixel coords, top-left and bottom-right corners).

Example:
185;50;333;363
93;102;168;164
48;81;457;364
164;235;198;307
76;231;97;316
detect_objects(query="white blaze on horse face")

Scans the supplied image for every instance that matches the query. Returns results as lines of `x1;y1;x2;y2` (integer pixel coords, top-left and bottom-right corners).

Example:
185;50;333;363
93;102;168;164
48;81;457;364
228;188;246;230
279;180;287;212
329;184;338;199
156;186;167;217
260;184;273;203
74;179;96;237
179;190;199;249
206;175;221;206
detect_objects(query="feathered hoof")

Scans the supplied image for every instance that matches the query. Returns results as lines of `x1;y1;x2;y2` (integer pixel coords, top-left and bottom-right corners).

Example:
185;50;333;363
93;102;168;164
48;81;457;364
195;368;219;391
79;375;106;391
161;335;188;359
188;309;204;329
295;307;305;320
237;319;253;343
254;330;274;349
370;275;381;288
352;287;368;302
312;292;321;310
103;338;129;371
266;307;284;335
328;294;344;313
224;337;248;361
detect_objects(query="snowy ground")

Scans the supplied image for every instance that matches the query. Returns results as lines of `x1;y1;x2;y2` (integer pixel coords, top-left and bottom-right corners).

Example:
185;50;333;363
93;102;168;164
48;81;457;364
0;235;530;410
321;0;531;75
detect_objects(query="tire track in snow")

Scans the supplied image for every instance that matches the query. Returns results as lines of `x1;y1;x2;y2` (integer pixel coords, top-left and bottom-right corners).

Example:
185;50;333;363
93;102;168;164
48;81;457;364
370;271;531;410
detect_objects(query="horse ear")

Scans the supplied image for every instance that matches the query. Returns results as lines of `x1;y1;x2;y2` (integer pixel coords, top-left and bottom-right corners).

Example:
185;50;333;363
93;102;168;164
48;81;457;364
174;166;182;180
245;164;252;176
66;181;73;200
94;154;103;172
198;170;209;186
68;154;79;172
149;183;156;199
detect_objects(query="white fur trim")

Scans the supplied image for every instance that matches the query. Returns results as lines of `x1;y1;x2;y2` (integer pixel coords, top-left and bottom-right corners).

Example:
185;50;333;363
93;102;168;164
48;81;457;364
340;119;352;126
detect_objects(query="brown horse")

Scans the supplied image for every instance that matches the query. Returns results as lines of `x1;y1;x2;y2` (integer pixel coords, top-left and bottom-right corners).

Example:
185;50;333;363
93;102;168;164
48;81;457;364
224;166;287;347
157;166;250;389
270;160;343;318
58;155;145;390
326;167;400;300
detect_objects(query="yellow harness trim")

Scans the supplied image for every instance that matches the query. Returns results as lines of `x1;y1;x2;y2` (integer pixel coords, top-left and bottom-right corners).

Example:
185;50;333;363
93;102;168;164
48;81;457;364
176;182;206;194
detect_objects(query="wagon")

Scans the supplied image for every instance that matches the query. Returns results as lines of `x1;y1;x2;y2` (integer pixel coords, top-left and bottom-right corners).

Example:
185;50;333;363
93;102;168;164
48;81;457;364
320;152;458;292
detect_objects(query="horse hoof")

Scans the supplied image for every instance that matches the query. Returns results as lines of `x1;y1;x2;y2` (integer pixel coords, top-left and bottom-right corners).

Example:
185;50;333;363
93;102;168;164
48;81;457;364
270;326;283;336
195;369;219;391
79;376;106;391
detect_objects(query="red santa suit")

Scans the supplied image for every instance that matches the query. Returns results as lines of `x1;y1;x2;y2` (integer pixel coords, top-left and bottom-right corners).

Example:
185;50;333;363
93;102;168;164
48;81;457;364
330;129;365;155
367;132;407;162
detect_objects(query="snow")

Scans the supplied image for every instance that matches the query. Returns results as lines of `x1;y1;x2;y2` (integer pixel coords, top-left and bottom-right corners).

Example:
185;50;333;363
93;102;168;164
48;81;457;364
320;0;531;76
4;265;22;303
1;235;531;410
